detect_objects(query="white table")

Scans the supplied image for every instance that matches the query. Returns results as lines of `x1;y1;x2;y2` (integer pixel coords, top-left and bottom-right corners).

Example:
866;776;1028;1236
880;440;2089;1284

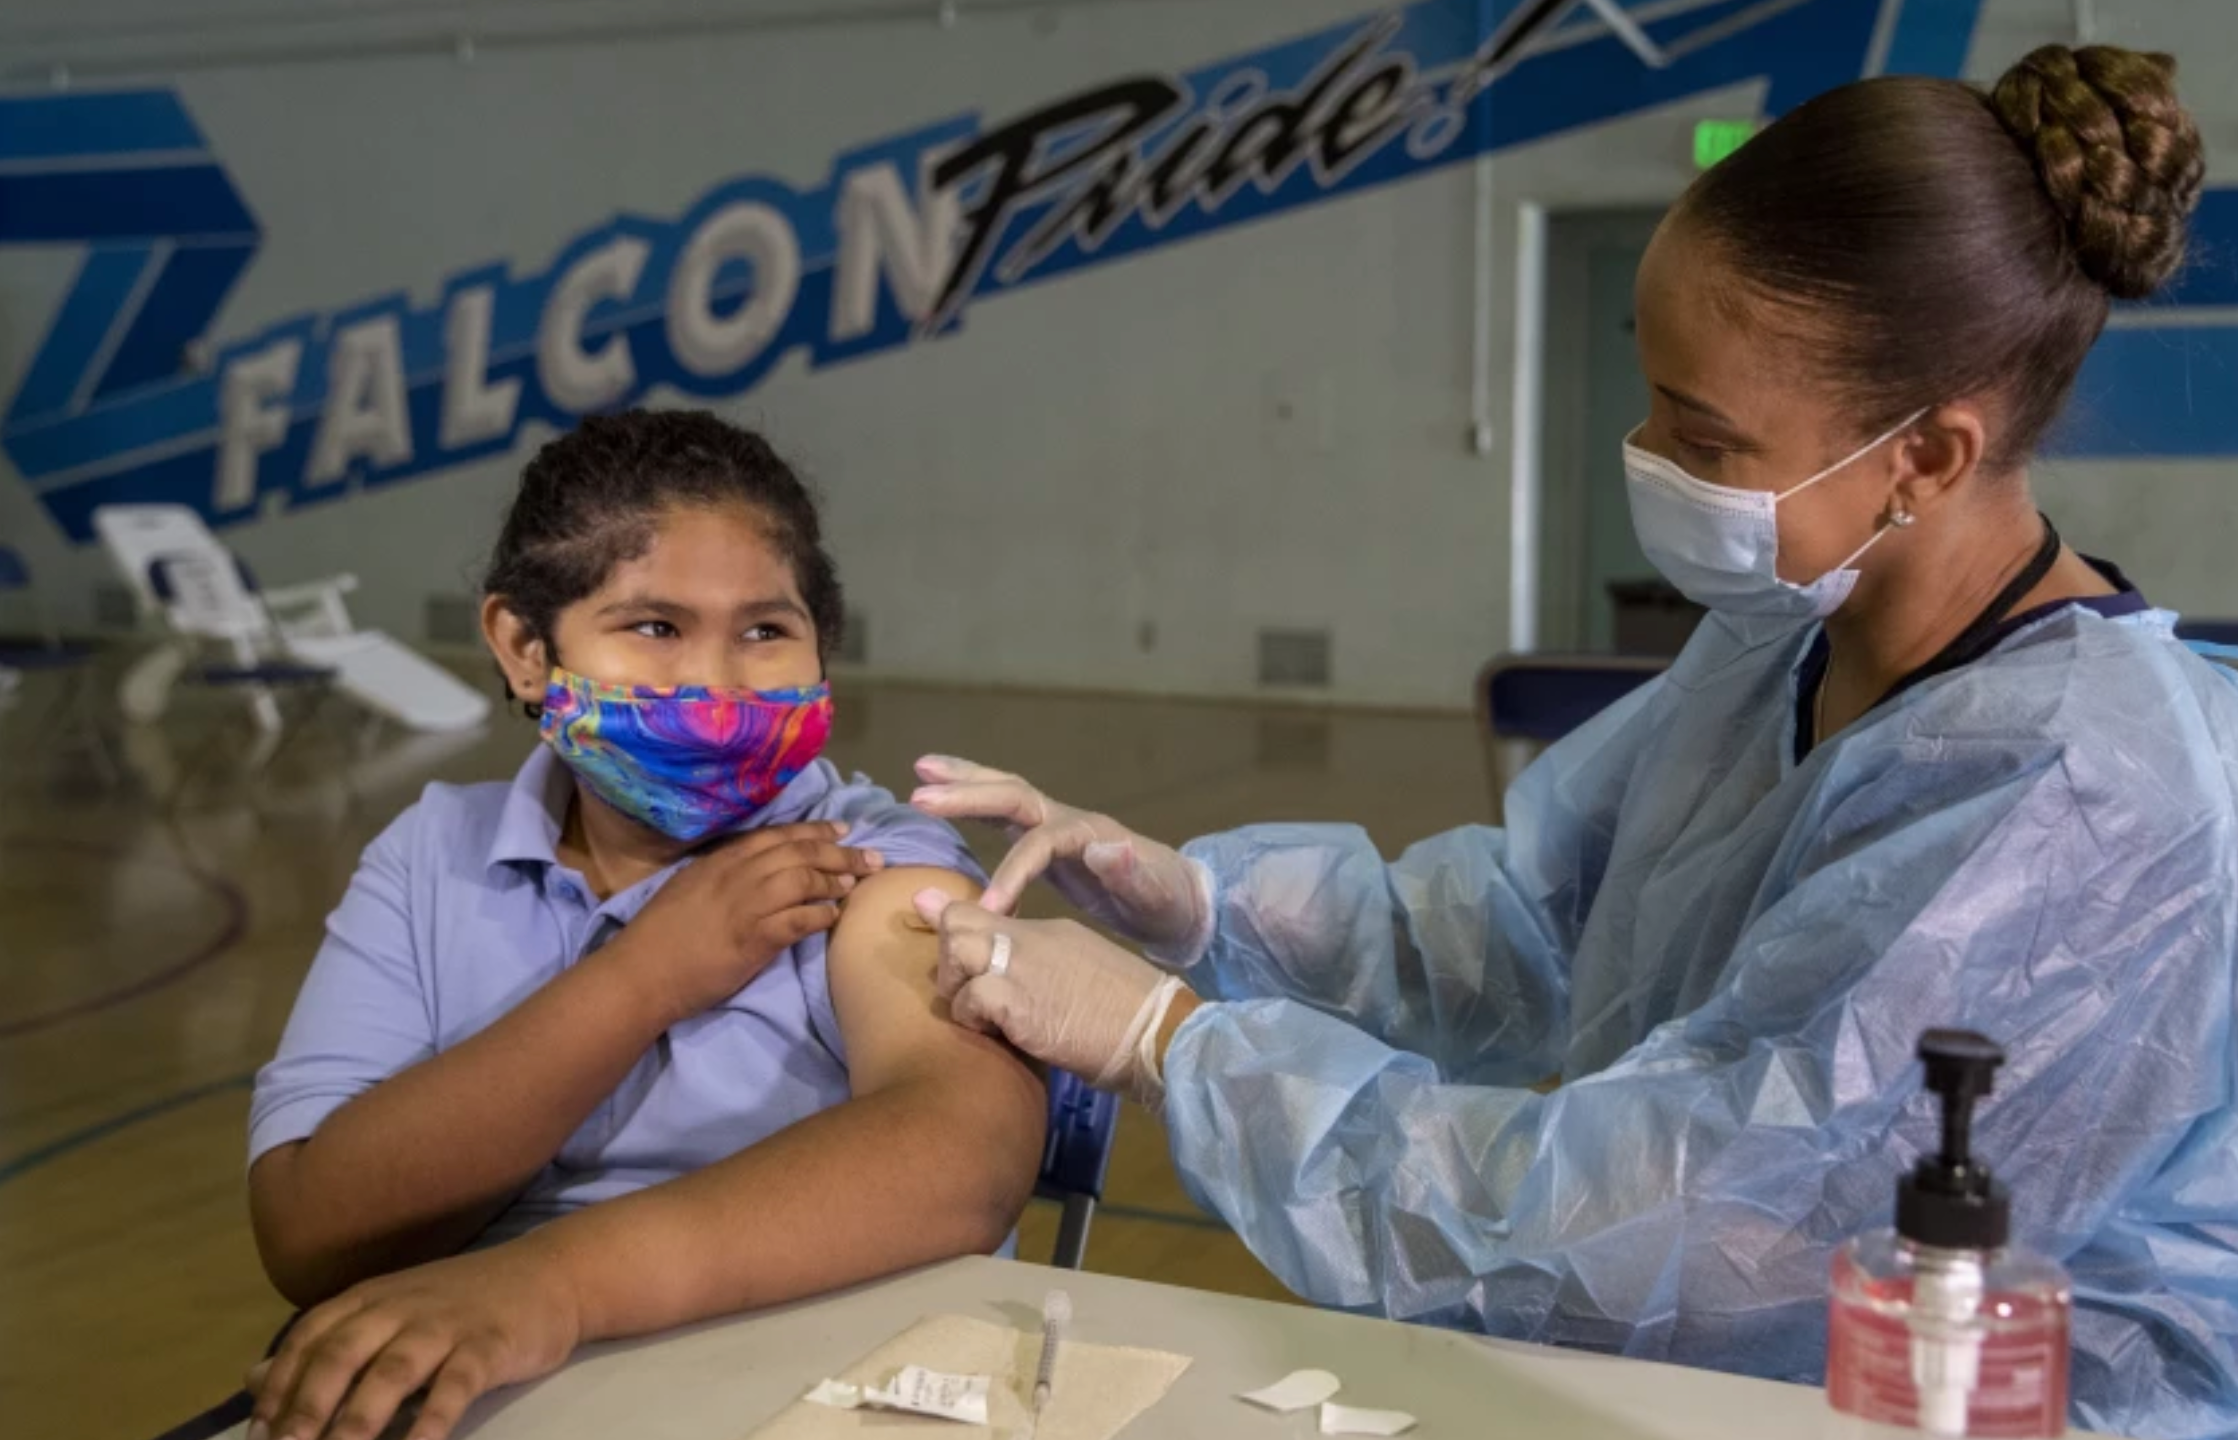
216;1255;2089;1439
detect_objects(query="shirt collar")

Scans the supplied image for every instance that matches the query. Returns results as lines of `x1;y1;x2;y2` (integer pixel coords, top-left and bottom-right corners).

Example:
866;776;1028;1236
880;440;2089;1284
486;744;572;876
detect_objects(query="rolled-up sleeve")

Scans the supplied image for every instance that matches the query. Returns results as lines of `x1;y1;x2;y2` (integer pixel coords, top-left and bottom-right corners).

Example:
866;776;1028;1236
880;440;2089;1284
824;778;989;882
248;807;435;1165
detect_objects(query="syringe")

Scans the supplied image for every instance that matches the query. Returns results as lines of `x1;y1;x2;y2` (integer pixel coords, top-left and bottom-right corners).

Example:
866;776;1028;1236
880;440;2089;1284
1030;1289;1071;1434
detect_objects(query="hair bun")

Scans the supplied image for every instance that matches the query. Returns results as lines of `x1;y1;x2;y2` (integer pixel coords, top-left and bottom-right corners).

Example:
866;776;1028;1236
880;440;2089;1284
1990;44;2205;299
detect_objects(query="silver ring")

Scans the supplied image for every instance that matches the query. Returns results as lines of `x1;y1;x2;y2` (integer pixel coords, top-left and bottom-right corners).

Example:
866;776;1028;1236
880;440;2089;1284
987;932;1012;979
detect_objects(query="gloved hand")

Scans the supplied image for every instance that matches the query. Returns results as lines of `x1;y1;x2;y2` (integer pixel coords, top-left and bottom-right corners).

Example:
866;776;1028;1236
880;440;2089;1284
910;756;1212;965
914;888;1193;1109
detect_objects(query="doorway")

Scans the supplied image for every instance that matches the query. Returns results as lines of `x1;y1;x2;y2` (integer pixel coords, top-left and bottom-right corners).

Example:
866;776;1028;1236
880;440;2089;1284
1534;208;1669;653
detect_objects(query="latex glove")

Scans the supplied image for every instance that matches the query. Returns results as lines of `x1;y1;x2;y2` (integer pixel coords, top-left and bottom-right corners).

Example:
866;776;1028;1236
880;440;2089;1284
910;756;1212;965
915;889;1191;1108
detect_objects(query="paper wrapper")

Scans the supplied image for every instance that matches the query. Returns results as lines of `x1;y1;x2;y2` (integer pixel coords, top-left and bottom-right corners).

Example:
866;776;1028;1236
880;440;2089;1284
746;1313;1190;1440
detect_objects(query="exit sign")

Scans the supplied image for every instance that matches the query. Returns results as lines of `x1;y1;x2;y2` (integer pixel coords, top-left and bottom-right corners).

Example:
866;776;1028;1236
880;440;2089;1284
1693;118;1757;169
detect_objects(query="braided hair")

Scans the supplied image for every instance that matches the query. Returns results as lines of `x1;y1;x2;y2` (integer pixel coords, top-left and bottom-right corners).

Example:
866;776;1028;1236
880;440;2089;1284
1675;45;2204;473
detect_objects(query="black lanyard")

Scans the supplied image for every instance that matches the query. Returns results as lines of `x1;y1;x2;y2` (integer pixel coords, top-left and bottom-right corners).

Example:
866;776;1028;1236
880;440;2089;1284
1807;516;2065;748
1879;515;2065;709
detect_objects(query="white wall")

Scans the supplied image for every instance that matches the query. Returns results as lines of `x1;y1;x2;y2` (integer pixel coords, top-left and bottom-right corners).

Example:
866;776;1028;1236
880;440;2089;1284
2;0;2232;711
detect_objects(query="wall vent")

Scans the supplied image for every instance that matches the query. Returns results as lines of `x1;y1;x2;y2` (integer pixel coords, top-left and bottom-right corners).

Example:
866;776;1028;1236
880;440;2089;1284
1257;628;1332;688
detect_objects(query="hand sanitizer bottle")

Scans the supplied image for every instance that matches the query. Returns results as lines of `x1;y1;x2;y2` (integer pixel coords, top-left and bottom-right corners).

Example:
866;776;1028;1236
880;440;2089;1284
1828;1030;2071;1437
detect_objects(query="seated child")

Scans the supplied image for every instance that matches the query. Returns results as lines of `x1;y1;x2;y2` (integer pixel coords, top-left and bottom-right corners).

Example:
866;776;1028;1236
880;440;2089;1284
243;410;1045;1440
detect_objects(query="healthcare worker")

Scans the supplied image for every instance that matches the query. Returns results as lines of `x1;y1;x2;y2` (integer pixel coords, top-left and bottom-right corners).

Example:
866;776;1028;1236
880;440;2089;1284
910;45;2238;1440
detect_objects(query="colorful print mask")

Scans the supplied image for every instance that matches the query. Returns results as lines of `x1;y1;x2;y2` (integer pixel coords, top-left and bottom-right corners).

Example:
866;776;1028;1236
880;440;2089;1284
538;668;833;843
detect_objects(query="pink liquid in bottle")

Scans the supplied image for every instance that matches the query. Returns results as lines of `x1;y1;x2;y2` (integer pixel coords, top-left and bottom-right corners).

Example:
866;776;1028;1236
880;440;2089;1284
1829;1237;2070;1437
1825;1031;2072;1438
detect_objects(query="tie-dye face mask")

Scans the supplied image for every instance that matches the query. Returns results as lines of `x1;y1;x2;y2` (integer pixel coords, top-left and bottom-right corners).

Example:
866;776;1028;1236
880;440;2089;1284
537;668;833;843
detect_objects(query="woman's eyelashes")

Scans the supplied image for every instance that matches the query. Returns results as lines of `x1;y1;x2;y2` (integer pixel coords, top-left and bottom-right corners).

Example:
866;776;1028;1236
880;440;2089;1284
1674;434;1737;466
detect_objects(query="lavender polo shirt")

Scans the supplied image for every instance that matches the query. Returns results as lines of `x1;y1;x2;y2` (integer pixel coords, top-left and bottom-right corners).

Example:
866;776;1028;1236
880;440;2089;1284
249;747;983;1246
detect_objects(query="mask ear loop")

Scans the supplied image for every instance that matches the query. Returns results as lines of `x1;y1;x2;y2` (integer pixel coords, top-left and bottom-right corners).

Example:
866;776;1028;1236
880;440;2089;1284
1774;409;1932;505
1776;413;1930;582
1826;502;1919;575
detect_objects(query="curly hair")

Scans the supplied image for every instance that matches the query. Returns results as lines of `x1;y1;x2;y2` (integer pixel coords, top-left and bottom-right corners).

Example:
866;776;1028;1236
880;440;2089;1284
483;411;844;710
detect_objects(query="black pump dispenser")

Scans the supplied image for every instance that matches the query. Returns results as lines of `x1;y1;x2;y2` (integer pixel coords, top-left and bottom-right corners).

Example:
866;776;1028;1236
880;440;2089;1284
1897;1029;2010;1251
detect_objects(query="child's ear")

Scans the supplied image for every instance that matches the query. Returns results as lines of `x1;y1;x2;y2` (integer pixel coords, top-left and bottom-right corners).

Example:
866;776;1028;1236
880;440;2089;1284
480;596;548;703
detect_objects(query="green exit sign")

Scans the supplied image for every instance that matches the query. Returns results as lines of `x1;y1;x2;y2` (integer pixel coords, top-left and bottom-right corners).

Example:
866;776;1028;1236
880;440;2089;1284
1693;118;1757;169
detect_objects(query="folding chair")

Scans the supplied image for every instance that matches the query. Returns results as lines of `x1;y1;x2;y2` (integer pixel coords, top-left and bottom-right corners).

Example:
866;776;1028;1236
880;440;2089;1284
0;543;120;787
1037;1069;1120;1270
93;505;491;734
143;550;353;816
1475;654;1668;823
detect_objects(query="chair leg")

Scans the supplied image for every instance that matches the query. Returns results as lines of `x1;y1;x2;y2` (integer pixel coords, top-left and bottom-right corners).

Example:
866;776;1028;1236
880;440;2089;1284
167;688;281;820
246;689;323;818
16;670;122;792
65;668;124;789
353;710;387;760
238;686;358;819
1051;1195;1096;1271
165;723;233;819
17;683;72;779
242;686;286;774
310;690;364;816
118;641;188;725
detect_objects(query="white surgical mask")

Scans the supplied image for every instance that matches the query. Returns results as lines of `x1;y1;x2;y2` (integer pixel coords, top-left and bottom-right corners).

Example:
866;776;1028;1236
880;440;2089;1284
1622;410;1925;620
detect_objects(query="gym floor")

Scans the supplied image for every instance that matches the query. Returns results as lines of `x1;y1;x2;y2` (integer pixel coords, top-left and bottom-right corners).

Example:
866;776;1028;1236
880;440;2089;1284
0;663;1490;1439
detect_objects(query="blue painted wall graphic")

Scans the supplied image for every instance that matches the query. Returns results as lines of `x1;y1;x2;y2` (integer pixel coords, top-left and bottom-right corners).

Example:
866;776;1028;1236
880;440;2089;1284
2051;185;2238;458
1;0;2079;544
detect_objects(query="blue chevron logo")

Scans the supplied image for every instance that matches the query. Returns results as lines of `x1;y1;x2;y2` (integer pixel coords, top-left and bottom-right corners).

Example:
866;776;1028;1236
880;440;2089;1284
4;0;1993;541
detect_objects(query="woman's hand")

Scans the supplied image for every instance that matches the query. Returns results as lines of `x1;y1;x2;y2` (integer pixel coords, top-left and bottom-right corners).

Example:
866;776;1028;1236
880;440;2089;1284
607;821;885;1026
913;889;1195;1107
908;757;1210;961
246;1238;583;1440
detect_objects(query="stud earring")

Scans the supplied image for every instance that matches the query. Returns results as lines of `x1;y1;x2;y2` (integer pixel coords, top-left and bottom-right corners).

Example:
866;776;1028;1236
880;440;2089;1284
1888;507;1916;529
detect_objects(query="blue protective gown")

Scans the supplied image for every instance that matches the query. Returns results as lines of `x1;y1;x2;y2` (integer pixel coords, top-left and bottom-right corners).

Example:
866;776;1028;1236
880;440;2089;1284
1161;604;2238;1439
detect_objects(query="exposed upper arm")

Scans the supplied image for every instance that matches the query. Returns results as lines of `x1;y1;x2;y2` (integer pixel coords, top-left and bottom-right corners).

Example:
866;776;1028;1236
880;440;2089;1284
832;868;1047;1115
832;859;1047;1245
823;868;1047;1227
